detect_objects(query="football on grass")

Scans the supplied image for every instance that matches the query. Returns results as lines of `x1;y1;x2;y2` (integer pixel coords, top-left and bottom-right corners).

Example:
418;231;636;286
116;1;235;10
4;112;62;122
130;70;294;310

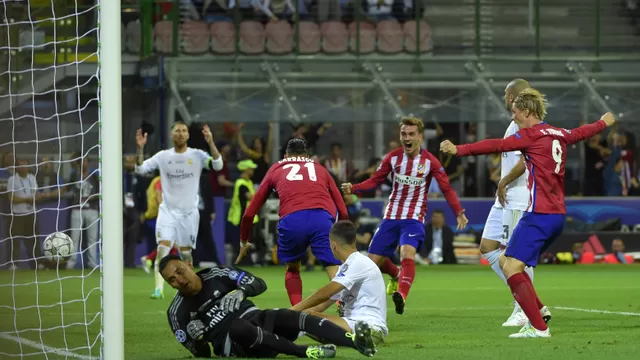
43;232;74;262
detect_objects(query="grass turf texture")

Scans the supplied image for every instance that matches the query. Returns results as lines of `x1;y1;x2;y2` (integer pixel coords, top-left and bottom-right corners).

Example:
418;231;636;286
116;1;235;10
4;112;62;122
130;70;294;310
0;265;639;360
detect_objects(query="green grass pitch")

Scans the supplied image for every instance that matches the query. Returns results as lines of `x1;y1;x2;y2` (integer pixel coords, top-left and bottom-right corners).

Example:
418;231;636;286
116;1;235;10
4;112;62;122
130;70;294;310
0;265;639;360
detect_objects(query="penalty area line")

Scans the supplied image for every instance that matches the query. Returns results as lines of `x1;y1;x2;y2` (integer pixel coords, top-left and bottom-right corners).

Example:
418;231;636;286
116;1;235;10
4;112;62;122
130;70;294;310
552;306;640;316
0;334;98;360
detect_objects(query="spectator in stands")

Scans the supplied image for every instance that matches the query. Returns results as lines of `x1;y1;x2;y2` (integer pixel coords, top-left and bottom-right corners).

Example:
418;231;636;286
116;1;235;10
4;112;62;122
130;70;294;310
604;239;632;264
325;142;350;184
463;123;478;197
350;213;376;253
123;156;146;268
36;156;60;191
350;158;381;198
7;158;54;270
66;155;100;269
236;122;274;186
583;133;608;196
279;122;331;159
209;140;234;198
421;209;456;265
571;242;584;264
618;131;639;195
603;133;624;196
438;137;464;195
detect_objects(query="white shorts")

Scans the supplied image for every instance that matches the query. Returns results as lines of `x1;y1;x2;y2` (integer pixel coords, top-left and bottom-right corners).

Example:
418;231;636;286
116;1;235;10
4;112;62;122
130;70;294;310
156;205;200;249
481;206;524;246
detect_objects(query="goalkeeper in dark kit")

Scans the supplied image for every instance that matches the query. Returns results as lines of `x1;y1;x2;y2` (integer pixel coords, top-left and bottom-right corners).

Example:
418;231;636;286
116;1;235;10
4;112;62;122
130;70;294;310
160;255;377;358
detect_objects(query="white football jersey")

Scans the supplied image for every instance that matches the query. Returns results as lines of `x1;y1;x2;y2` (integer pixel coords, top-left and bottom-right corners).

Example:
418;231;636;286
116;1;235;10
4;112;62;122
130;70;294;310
136;148;223;213
331;252;388;334
494;121;529;211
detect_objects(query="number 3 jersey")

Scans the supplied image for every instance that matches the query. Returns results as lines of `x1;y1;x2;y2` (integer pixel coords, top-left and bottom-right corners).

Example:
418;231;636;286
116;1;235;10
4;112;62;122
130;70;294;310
239;156;349;241
457;120;607;214
496;121;530;211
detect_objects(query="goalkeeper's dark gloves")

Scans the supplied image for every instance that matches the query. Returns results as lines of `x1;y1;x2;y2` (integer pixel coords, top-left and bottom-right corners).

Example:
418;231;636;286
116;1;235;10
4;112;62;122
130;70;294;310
220;289;245;313
186;319;206;340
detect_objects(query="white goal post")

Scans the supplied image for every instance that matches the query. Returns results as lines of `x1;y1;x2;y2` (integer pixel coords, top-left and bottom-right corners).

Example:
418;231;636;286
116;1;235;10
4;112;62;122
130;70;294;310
100;0;124;359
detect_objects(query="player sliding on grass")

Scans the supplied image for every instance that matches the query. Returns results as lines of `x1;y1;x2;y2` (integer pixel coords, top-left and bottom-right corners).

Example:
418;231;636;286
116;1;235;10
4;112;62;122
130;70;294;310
342;116;468;315
441;88;615;338
136;121;223;299
236;138;349;306
480;78;548;327
160;255;377;358
291;221;387;349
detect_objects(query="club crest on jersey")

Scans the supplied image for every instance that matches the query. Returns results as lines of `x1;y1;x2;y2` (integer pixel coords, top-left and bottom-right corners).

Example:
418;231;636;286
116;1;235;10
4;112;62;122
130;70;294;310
417;163;425;175
187;158;193;165
175;329;187;343
228;270;239;280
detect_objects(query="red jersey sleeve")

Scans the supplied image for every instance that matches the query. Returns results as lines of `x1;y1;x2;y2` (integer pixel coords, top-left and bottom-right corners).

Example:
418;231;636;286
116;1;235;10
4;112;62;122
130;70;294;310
456;131;534;156
563;119;607;145
326;171;349;220
427;154;464;216
239;172;272;242
352;152;393;192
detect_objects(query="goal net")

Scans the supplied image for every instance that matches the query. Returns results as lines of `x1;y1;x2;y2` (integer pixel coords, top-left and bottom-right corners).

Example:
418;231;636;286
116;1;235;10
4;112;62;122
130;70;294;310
0;0;122;358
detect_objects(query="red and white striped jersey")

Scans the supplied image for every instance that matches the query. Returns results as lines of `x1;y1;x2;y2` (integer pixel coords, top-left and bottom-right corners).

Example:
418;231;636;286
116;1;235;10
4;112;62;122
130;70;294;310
352;148;464;221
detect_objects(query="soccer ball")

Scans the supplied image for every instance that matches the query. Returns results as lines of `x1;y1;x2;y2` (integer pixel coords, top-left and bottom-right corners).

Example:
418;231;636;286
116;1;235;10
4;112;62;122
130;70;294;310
43;232;75;263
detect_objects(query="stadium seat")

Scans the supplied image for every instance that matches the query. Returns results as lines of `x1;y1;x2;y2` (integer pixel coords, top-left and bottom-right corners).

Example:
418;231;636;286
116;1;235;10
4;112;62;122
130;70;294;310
579;251;595;264
210;21;236;54
266;20;293;55
376;20;403;54
320;21;348;54
297;21;321;54
403;20;433;53
603;253;634;264
154;20;174;54
181;21;210;54
239;21;266;55
348;21;376;54
125;20;141;54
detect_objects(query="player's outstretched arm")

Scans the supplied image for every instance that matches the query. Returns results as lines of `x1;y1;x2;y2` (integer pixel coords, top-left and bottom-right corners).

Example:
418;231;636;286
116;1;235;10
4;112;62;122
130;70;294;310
442;133;533;157
291;281;345;312
351;153;394;193
202;124;223;170
428;154;467;230
564;114;612;145
217;266;268;297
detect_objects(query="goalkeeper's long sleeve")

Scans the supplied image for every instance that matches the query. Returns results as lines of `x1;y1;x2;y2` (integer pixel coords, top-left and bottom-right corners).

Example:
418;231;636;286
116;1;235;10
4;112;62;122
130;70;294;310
235;267;268;297
198;267;267;298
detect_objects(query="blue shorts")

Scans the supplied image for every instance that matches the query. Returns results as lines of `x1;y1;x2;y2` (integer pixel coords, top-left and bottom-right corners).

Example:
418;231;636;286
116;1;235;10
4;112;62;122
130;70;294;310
368;219;425;258
277;209;340;266
505;212;565;267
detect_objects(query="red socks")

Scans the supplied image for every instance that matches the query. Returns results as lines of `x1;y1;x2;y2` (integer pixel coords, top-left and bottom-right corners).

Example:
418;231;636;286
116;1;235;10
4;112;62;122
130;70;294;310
147;247;179;262
397;259;415;299
507;272;548;331
285;270;303;306
523;271;544;309
380;258;400;278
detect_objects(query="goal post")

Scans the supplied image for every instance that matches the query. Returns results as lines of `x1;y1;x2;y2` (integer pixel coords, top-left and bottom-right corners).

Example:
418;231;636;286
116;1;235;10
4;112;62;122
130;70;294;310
99;0;124;359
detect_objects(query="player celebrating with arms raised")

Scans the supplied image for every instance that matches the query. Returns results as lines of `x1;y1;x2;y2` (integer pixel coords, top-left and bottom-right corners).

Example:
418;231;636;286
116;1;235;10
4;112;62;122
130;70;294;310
342;117;468;315
480;79;548;327
136;121;223;299
441;88;615;338
236;138;349;306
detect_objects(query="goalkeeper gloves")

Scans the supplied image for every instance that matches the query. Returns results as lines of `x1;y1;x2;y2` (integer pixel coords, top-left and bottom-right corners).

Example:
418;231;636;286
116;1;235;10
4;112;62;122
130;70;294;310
186;319;206;340
220;289;245;313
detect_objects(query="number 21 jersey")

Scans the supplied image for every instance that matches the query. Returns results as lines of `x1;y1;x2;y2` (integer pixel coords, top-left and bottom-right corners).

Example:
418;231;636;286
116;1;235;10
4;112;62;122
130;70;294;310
239;157;349;240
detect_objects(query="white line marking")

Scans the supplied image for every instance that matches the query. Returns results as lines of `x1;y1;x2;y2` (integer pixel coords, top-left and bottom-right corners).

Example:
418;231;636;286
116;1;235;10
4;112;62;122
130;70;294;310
552;306;640;316
0;334;98;360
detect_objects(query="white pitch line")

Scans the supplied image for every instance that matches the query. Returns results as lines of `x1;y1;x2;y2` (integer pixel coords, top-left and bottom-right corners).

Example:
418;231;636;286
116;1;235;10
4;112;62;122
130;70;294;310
0;334;98;360
552;306;640;316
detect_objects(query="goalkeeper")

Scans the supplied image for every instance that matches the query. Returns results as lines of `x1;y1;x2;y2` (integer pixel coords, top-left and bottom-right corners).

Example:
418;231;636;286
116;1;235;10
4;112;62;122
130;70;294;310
160;255;377;358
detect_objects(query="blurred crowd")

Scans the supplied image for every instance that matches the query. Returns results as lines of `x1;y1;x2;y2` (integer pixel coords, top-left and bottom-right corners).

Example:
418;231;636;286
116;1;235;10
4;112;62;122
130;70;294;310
623;0;640;35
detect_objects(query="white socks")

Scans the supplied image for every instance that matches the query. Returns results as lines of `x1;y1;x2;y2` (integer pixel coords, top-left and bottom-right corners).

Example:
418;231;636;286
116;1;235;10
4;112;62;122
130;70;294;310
154;245;171;291
483;249;507;285
180;249;193;266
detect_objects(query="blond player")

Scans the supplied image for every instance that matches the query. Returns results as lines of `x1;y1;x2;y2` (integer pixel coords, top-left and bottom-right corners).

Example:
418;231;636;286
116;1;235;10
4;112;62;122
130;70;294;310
135;121;223;299
479;79;550;326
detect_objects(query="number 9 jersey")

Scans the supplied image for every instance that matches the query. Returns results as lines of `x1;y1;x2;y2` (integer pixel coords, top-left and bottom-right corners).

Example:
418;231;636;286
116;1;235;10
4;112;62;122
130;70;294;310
456;120;607;215
239;156;349;243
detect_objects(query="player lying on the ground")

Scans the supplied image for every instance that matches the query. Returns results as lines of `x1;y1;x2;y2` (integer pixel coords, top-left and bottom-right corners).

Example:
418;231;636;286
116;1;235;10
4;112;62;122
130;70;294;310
342;116;468;315
479;78;545;327
440;88;615;338
160;255;377;358
235;138;349;306
291;221;387;348
136;121;223;300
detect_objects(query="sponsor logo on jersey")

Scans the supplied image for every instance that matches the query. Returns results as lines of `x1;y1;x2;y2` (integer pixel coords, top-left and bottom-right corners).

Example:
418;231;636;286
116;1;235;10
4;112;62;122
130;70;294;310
394;174;426;186
175;329;187;343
